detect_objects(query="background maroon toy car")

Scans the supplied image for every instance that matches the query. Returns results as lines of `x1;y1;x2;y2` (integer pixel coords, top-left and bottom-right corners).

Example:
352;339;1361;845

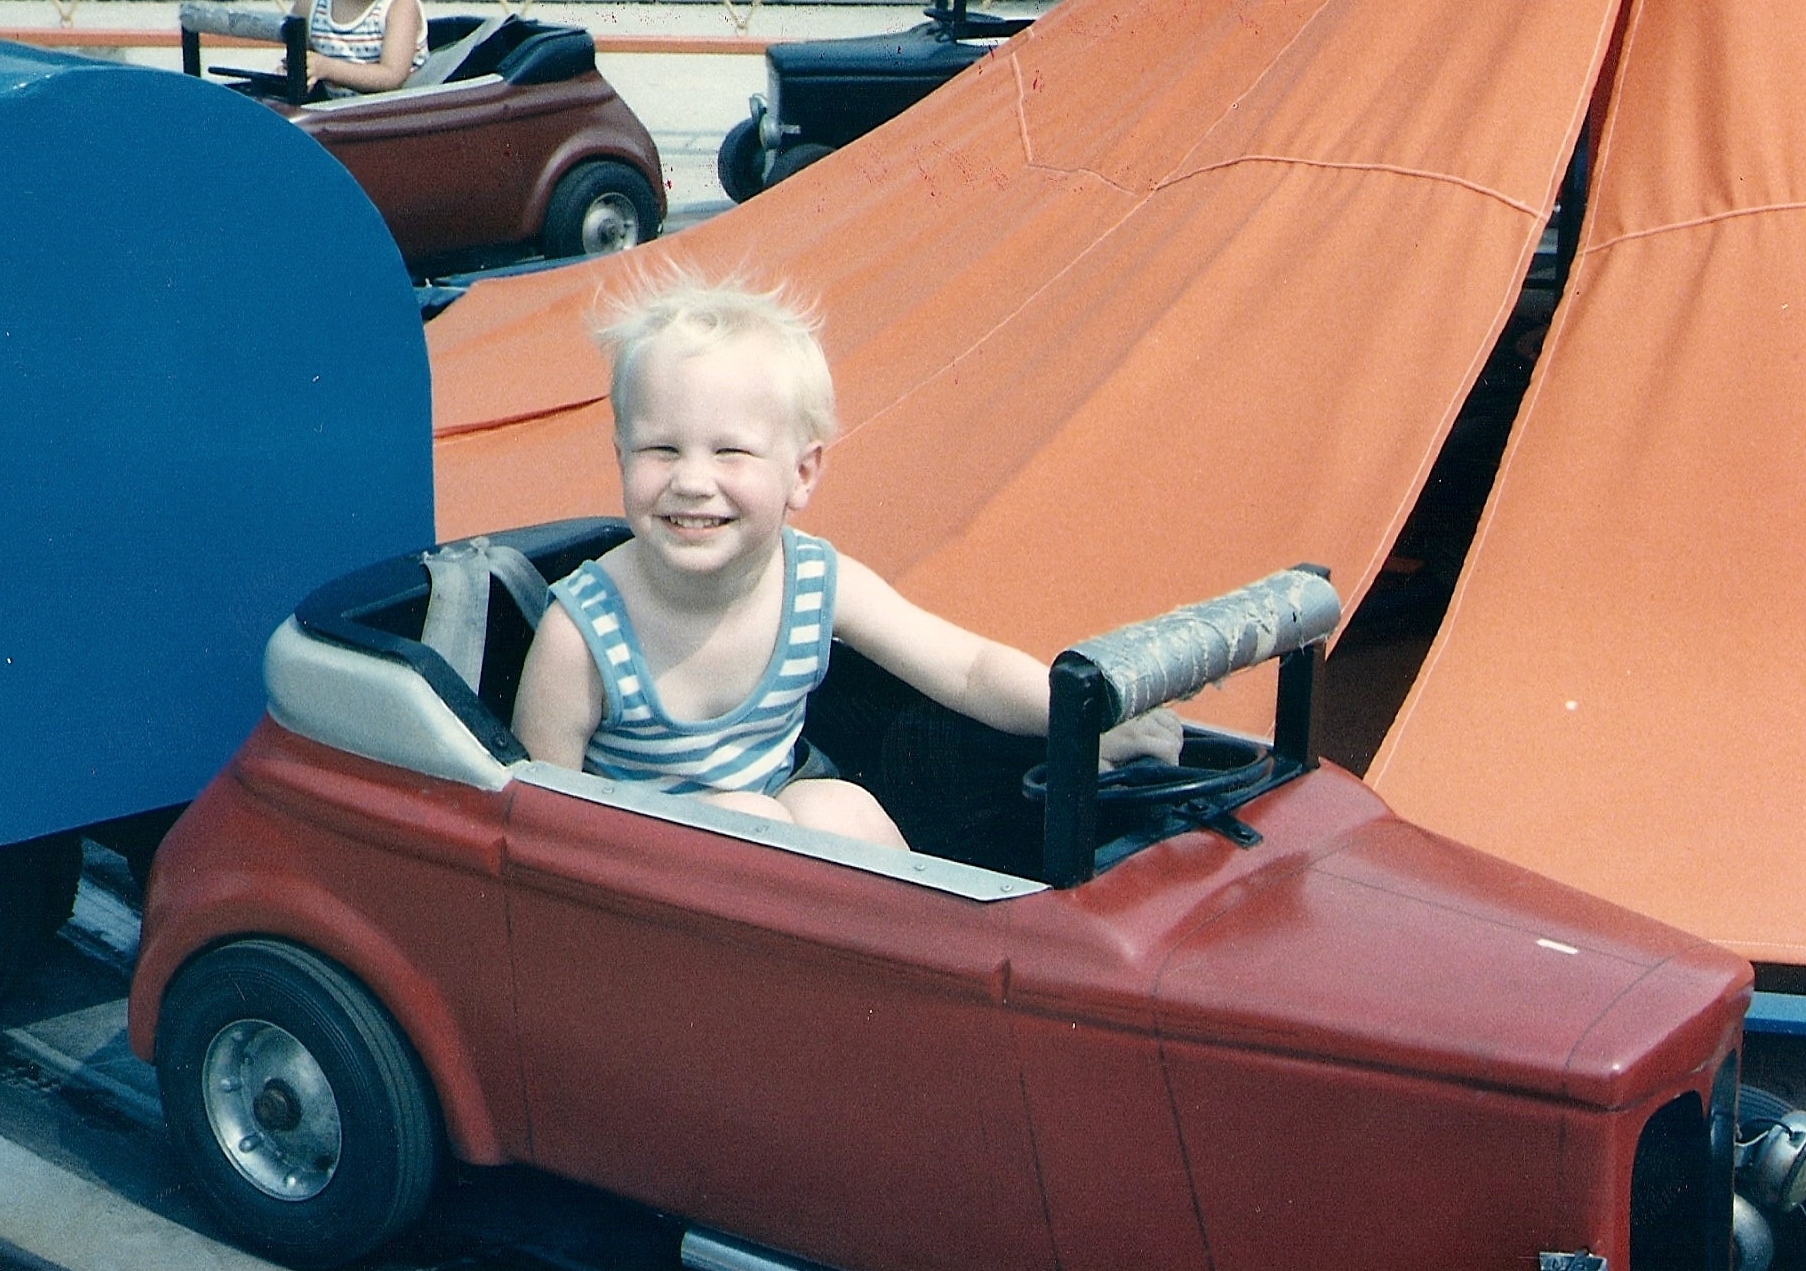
180;3;665;275
126;519;1762;1271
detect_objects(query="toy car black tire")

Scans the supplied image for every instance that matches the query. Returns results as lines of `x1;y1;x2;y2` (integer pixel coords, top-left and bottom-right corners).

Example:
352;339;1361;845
542;159;662;259
717;117;765;204
155;938;442;1269
765;142;834;188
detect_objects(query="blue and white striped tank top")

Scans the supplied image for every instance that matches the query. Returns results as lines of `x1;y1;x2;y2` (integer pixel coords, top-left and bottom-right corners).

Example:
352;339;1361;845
549;529;836;796
307;0;428;71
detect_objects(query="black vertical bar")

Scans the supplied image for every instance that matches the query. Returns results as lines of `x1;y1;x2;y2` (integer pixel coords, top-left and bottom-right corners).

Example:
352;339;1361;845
181;26;201;77
1043;653;1104;889
1274;561;1329;773
283;15;308;105
1273;644;1323;773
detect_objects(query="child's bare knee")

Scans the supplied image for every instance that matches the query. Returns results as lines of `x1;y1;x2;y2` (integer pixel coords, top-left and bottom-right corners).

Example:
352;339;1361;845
777;779;908;849
703;790;796;822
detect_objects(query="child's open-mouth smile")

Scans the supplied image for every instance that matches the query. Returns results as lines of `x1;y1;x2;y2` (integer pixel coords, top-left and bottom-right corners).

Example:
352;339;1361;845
659;512;736;538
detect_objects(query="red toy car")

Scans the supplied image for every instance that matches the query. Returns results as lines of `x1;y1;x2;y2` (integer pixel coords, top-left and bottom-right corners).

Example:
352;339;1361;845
128;519;1756;1271
180;5;665;273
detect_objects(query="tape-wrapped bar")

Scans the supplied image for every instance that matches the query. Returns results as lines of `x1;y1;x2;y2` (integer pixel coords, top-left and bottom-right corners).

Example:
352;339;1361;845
1068;569;1340;727
179;2;288;41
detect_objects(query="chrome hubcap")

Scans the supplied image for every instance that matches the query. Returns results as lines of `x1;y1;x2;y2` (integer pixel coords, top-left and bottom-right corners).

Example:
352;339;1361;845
201;1020;342;1201
579;193;641;255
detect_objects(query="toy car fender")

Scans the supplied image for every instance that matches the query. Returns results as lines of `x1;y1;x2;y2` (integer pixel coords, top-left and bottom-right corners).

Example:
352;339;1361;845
131;754;522;1165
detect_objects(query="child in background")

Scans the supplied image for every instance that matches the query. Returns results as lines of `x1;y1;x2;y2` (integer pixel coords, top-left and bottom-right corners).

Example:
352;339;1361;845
512;278;1181;848
288;0;427;94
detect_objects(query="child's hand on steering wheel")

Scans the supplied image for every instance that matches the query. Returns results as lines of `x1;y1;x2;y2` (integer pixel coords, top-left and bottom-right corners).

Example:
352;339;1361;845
1099;707;1184;769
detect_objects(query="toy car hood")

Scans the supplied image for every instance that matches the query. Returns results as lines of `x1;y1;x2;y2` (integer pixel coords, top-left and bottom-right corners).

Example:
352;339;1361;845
1149;812;1743;1110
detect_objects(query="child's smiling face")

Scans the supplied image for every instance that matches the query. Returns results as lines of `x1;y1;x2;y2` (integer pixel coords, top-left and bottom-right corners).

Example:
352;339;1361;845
615;330;823;582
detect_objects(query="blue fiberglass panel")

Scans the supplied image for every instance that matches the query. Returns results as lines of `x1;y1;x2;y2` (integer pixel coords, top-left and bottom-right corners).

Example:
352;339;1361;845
0;43;434;843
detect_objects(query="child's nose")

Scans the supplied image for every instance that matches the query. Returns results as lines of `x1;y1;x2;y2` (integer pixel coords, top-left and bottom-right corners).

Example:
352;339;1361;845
668;452;715;493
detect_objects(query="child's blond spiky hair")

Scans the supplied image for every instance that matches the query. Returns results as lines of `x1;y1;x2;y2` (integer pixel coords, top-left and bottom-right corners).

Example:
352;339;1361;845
593;269;837;448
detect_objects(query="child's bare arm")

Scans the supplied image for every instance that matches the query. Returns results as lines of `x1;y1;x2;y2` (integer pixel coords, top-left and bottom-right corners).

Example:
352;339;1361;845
833;557;1047;734
302;0;422;92
833;557;1183;763
512;606;605;769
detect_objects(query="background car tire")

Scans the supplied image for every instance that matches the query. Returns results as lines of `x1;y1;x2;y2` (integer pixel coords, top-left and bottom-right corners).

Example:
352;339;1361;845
0;832;83;997
155;938;442;1269
1740;1085;1798;1135
717;118;765;204
541;160;661;259
765;143;834;188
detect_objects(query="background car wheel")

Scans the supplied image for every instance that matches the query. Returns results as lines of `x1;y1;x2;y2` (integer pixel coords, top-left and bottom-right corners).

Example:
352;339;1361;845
155;938;442;1269
542;160;661;259
0;832;83;997
765;143;833;187
717;118;765;204
1742;1085;1798;1135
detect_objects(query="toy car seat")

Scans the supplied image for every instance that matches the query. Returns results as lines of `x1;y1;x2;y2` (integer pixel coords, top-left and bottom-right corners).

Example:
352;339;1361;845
495;25;598;86
405;13;511;88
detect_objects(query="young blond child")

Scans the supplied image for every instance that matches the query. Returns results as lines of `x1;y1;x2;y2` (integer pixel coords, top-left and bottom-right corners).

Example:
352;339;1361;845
511;278;1181;848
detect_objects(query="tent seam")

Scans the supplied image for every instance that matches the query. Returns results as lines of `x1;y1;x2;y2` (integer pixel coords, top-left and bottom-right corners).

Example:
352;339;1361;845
1008;0;1341;197
1009;54;1136;194
1156;153;1541;217
1160;0;1338;185
1579;201;1806;257
1010;54;1034;166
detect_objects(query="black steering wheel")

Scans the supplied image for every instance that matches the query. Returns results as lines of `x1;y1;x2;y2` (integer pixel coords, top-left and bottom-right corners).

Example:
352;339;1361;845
1021;729;1273;806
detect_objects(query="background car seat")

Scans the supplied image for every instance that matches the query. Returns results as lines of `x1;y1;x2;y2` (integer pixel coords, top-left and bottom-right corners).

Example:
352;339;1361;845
495;26;599;87
405;13;510;89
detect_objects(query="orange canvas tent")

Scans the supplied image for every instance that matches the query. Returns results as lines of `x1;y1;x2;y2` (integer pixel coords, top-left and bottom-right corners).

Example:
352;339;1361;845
1369;0;1806;962
430;0;1620;735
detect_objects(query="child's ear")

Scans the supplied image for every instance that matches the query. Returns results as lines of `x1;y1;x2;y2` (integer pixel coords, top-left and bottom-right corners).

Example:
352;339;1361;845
787;440;825;512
